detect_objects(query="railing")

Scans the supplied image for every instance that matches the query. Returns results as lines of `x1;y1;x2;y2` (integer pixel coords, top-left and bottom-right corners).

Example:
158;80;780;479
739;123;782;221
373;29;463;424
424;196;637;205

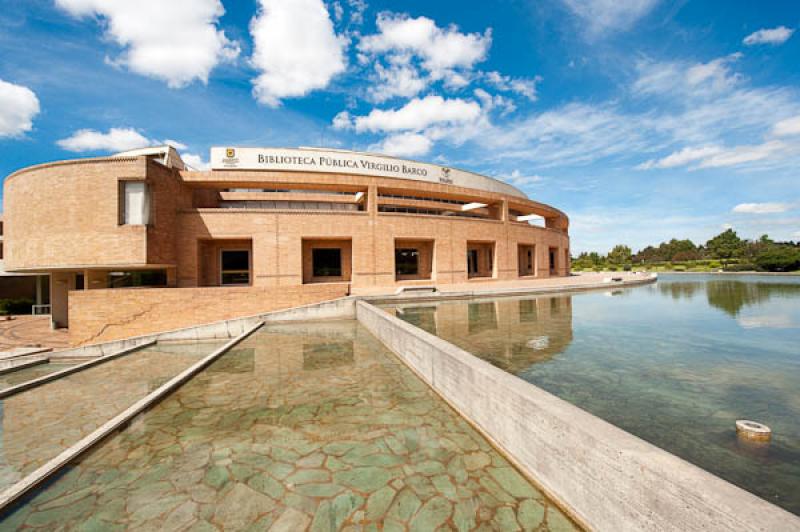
32;305;51;316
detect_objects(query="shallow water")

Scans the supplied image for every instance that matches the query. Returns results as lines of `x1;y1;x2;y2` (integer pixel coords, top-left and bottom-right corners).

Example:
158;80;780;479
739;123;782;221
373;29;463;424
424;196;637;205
386;274;800;515
2;321;576;531
0;362;77;391
0;341;223;491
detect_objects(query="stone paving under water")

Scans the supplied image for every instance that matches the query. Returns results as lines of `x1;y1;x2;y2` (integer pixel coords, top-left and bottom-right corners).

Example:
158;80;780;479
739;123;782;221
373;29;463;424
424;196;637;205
3;321;577;531
0;341;224;491
0;362;76;391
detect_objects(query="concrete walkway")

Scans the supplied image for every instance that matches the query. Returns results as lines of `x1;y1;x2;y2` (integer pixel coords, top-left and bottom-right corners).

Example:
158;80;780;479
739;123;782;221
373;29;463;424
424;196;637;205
0;316;68;351
351;271;653;297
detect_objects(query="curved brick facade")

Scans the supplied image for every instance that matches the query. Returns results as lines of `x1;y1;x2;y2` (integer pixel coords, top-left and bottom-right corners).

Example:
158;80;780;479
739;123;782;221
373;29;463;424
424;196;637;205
3;148;570;330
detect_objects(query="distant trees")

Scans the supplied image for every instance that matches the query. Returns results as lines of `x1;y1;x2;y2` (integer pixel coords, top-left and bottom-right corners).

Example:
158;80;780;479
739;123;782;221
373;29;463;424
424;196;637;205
705;229;745;261
572;229;800;273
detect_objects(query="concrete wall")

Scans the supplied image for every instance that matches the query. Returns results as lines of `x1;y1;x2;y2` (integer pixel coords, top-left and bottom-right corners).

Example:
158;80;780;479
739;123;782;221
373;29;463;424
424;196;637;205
355;300;800;531
67;283;348;345
51;295;355;359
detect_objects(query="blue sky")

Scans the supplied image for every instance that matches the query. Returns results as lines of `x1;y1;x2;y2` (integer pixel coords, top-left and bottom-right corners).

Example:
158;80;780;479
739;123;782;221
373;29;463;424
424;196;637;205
1;0;798;253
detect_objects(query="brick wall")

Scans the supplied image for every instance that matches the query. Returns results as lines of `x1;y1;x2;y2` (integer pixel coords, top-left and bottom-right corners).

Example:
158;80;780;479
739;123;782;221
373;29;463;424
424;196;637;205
68;283;348;346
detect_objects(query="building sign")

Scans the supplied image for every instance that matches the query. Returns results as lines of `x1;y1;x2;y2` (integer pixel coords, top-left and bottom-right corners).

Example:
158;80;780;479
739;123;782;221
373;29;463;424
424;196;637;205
209;147;525;198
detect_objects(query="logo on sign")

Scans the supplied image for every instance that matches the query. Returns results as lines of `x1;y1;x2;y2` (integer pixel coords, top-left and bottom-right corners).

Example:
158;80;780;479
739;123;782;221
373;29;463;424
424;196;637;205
439;167;453;184
222;147;239;167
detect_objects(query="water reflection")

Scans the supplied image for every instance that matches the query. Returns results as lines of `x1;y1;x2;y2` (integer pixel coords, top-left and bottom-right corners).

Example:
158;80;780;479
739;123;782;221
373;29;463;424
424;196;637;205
660;276;800;317
390;295;574;373
386;274;800;515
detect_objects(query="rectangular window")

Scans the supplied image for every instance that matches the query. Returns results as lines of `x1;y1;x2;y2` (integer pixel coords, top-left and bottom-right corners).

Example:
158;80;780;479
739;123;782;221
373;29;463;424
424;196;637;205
467;249;479;276
108;270;168;288
312;248;342;277
395;248;419;276
120;181;150;225
220;250;250;286
75;273;84;290
0;241;3;260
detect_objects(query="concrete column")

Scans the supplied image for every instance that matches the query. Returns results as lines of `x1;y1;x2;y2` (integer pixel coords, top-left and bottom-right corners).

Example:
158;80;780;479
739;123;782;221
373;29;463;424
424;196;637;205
50;271;72;329
35;275;42;305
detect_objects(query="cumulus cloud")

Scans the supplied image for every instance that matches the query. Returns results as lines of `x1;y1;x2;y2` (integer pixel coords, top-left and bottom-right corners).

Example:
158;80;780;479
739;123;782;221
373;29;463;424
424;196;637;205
250;0;347;107
561;0;660;36
377;132;432;156
773;115;800;137
55;0;239;88
368;57;427;102
743;26;795;46
56;128;152;152
732;202;791;214
0;79;40;137
349;95;482;133
359;13;491;76
357;13;491;93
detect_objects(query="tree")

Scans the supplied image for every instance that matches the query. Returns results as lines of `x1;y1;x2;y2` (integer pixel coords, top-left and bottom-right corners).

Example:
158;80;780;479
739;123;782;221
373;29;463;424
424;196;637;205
607;244;632;265
754;246;800;272
705;229;745;261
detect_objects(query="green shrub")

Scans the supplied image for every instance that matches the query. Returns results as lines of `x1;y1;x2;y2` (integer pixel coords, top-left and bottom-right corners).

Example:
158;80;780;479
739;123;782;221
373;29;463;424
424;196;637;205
607;265;619;271
709;261;721;269
623;264;632;271
672;265;687;272
0;298;34;316
723;263;756;272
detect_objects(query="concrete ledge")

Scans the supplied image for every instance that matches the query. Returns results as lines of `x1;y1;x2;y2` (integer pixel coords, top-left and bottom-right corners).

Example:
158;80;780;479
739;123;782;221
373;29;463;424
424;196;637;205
0;341;156;398
363;273;657;305
356;300;800;531
0;321;264;514
0;347;52;361
0;355;49;375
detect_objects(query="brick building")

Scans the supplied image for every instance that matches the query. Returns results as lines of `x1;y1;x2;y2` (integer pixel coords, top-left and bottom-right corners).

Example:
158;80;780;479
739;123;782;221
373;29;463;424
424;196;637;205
3;146;570;332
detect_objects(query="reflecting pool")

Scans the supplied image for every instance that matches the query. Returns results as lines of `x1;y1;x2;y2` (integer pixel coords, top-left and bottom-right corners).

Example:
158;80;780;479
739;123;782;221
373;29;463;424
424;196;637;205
2;321;576;531
0;341;224;491
0;362;76;391
386;274;800;515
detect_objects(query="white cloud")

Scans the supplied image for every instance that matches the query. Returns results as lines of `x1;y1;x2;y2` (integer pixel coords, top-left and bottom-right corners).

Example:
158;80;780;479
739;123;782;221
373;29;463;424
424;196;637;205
368;57;427;102
377;132;432;156
55;0;239;88
359;13;490;75
685;53;742;92
743;26;795;46
637;146;722;169
331;111;353;130
503;170;545;187
561;0;660;36
163;139;188;151
485;71;541;100
697;140;786;168
250;0;347;107
732;202;791;214
0;79;40;137
56;128;152;152
635;54;742;97
351;95;482;133
773;115;800;137
639;141;789;170
182;153;210;170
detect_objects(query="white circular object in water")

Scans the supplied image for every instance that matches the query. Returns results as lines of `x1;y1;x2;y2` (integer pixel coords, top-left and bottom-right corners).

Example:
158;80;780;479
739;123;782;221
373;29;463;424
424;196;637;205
736;420;771;441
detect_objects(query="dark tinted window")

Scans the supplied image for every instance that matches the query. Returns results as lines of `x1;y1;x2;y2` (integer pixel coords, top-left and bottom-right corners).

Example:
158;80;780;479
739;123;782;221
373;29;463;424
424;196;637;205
313;248;342;277
395;248;419;275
